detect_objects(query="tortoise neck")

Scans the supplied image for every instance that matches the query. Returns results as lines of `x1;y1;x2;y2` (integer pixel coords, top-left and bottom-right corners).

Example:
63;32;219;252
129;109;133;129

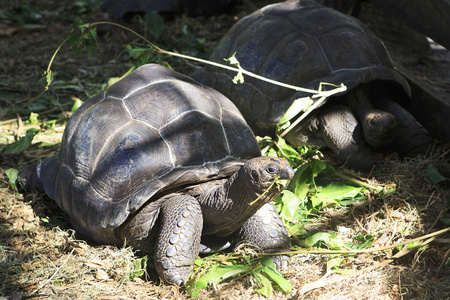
198;168;274;237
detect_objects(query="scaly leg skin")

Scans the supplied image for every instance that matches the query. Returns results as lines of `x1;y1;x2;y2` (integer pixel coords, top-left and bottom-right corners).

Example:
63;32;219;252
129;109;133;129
237;202;290;270
154;194;203;286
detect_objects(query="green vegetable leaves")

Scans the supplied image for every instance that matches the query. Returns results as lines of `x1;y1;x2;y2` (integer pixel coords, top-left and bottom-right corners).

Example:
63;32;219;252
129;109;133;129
186;256;291;298
0;128;39;154
310;181;362;209
129;256;148;280
66;19;98;56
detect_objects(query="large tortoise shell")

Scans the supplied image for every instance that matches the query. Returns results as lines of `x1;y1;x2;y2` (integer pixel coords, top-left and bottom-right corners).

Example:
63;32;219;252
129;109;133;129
194;0;410;136
39;64;260;242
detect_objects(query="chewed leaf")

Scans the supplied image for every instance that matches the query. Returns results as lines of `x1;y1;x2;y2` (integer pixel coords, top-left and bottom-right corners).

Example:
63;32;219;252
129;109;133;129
44;69;53;90
232;72;244;84
129;256;147;280
225;52;245;84
276;179;290;189
347;234;376;250
226;54;240;65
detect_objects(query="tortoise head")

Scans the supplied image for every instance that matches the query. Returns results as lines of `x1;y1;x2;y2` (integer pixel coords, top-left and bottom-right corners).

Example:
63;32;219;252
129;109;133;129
244;156;294;191
362;110;397;149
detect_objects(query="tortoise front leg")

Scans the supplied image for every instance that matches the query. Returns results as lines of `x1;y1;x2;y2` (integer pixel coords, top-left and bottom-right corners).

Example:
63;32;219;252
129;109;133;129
154;194;203;286
237;202;291;270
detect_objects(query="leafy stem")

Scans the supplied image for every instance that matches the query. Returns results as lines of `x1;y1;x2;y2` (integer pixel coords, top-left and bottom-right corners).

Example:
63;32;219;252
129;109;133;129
44;20;346;99
267;226;450;256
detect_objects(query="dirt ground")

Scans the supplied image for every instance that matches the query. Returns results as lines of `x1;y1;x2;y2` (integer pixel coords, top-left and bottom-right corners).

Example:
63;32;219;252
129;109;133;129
1;0;449;299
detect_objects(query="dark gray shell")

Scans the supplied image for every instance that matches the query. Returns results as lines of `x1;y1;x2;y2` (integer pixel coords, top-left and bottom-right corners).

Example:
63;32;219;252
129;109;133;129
194;0;410;136
39;64;260;243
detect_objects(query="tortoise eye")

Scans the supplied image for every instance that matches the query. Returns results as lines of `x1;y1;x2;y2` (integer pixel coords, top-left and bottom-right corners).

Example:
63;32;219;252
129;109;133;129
266;165;279;174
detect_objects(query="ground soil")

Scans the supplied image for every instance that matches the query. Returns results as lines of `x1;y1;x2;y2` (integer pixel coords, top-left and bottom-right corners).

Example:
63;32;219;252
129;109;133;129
1;0;449;299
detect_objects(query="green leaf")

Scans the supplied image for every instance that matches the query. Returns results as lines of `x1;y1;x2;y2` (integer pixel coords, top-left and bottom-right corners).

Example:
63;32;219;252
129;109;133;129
144;11;165;40
187;256;291;297
67;19;98;56
44;69;53;90
203;264;251;286
326;257;344;271
278;190;300;221
286;222;306;236
304;232;345;250
274;136;303;164
253;272;273;297
0;128;39;154
41;119;56;130
260;257;291;292
346;234;376;250
288;162;313;201
125;43;163;67
71;97;83;113
129;256;147;280
186;263;251;297
5;168;19;191
406;241;422;250
278;97;313;125
421;163;446;184
26;112;39;124
311;182;362;209
312;160;328;178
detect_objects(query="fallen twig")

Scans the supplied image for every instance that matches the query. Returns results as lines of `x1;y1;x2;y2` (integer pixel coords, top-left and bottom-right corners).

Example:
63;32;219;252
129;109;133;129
31;248;75;294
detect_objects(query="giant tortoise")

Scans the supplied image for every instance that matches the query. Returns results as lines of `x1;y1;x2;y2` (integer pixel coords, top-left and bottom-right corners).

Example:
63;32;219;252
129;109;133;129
18;64;294;285
193;0;434;171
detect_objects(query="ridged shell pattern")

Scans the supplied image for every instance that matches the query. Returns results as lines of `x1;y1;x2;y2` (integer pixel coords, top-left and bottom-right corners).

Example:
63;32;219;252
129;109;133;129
39;64;260;243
